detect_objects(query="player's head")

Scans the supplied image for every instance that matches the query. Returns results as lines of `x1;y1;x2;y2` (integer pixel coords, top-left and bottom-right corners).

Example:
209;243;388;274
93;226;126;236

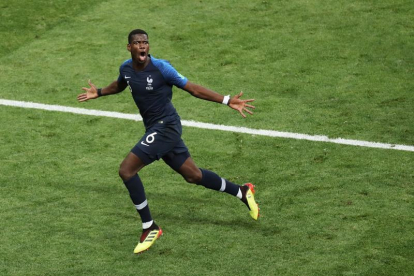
127;29;150;64
128;29;148;44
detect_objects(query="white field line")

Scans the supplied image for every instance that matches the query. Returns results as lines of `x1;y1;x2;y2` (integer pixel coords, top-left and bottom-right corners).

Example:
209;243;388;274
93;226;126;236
1;99;414;152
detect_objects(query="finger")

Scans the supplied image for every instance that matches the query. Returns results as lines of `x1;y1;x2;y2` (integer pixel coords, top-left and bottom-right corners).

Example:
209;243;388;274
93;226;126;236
242;98;255;103
77;95;87;102
88;79;92;87
245;104;255;109
239;110;247;118
233;91;243;100
77;94;86;101
82;87;89;92
244;108;254;115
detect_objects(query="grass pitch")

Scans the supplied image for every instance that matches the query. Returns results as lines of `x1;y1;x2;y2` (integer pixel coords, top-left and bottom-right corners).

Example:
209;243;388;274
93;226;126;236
1;0;413;275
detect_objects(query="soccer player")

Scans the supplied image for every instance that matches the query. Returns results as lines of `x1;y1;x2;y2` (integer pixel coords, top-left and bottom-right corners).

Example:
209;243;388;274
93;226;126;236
77;29;259;254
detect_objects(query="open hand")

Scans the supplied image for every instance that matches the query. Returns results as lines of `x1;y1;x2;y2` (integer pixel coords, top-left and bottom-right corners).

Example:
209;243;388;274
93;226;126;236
77;80;99;102
228;91;255;118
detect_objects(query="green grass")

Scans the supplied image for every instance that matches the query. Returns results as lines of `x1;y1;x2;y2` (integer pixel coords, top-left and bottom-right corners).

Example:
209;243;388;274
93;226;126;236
1;0;413;143
1;0;413;275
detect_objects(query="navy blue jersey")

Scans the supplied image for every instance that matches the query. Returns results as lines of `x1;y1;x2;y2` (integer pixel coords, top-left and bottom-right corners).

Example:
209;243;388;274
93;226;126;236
118;56;188;129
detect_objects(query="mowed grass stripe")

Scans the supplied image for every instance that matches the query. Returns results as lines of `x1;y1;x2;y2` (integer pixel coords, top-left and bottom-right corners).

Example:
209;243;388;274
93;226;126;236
2;98;413;152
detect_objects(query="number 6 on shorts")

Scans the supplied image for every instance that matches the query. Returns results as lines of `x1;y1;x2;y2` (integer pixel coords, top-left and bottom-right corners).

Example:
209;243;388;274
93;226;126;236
141;132;157;146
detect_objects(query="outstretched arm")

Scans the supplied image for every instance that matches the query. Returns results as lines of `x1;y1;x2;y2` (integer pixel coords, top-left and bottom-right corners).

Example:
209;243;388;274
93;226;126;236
77;80;127;102
182;81;255;118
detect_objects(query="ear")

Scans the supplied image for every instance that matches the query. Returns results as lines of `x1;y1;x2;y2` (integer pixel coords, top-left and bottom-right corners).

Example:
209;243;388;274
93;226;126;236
127;44;131;52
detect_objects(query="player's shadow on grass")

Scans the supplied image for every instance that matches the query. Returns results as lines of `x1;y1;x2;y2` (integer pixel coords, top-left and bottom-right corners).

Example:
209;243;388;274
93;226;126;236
152;192;280;237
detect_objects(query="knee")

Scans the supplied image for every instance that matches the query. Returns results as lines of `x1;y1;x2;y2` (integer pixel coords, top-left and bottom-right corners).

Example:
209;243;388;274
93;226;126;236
118;152;145;182
119;165;134;182
183;168;202;184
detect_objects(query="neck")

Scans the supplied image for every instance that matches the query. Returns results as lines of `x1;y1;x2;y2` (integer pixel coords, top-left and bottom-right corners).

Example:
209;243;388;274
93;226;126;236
132;56;150;71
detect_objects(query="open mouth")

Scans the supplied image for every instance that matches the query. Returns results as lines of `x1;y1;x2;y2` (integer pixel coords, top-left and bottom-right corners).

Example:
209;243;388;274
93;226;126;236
138;51;147;61
139;51;147;62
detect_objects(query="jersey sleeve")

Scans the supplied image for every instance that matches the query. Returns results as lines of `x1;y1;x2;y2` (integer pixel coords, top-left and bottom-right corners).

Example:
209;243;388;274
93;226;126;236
152;58;188;88
117;59;130;84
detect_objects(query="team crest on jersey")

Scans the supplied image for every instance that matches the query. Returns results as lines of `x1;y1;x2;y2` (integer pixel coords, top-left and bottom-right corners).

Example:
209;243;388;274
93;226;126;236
146;75;153;91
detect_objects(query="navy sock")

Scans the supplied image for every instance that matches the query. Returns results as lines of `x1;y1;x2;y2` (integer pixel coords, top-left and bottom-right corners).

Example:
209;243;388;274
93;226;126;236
198;169;240;197
123;174;153;226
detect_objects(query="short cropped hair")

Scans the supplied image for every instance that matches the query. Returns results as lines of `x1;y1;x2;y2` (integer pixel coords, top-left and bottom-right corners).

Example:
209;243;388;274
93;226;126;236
128;29;148;44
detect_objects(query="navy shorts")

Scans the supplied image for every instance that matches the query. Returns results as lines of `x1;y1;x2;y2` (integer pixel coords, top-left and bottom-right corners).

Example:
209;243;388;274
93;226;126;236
131;119;190;170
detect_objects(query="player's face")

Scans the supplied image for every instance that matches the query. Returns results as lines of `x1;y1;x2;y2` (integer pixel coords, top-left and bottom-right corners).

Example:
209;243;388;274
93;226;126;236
128;34;150;64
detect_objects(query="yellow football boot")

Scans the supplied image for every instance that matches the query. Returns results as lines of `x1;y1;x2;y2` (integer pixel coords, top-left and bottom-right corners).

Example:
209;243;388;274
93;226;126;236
134;225;163;254
244;183;259;220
